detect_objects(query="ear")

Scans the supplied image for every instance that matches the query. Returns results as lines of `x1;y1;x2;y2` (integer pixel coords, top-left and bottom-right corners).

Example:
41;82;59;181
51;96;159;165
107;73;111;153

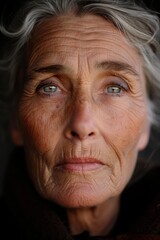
137;120;150;151
11;119;23;146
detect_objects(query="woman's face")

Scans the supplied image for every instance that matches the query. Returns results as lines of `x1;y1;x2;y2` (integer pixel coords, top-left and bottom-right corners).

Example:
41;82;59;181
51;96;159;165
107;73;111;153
14;14;150;208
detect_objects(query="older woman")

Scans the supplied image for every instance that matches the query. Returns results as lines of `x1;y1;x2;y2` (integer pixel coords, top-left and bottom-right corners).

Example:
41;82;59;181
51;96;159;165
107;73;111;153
0;0;160;239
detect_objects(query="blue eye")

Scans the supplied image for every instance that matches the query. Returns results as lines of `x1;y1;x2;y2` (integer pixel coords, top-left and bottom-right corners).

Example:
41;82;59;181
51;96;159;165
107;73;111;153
107;86;122;94
43;85;58;93
36;82;61;96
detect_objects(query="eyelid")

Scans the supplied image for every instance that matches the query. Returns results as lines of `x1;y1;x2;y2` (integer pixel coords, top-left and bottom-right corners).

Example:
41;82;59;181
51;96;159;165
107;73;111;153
108;72;130;82
109;73;135;91
106;75;129;89
36;77;59;88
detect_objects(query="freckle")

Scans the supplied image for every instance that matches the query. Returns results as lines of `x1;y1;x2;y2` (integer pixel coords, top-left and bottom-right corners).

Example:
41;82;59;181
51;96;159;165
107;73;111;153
56;105;60;109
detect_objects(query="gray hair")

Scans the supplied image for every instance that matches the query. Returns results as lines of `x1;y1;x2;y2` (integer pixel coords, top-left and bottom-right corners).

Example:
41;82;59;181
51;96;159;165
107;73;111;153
1;0;160;126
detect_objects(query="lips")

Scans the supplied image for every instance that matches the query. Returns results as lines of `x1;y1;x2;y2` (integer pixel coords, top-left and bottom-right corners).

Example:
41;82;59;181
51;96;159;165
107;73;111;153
56;157;104;172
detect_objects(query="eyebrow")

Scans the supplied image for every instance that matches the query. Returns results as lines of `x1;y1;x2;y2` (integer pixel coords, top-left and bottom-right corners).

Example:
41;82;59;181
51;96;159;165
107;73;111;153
33;64;70;73
95;61;139;77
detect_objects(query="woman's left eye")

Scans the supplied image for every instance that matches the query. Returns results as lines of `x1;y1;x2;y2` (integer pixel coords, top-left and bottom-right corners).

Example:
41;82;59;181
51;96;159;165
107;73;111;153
105;85;125;96
106;85;122;94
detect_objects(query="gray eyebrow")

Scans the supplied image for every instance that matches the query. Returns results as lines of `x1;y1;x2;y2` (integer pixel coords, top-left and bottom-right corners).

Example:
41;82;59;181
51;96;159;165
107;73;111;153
95;60;139;77
33;64;69;73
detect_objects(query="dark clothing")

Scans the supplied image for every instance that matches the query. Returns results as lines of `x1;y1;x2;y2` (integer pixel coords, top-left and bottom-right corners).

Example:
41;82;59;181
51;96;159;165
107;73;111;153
0;147;160;240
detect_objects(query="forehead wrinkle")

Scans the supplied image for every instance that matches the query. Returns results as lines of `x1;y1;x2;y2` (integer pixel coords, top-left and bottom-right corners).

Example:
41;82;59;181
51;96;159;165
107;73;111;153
31;16;124;48
29;17;139;64
74;53;93;85
34;15;118;36
27;15;142;83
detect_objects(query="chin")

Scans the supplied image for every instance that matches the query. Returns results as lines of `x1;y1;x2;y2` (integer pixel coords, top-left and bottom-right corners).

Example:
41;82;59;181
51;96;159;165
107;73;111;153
46;185;116;208
54;195;104;208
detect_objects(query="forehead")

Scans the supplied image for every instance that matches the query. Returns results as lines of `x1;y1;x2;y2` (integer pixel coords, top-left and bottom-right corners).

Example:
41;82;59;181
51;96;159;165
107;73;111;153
27;14;143;74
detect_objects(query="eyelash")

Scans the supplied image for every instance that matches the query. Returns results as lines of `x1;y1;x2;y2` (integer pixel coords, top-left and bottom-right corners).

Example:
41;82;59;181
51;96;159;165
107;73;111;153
108;82;127;90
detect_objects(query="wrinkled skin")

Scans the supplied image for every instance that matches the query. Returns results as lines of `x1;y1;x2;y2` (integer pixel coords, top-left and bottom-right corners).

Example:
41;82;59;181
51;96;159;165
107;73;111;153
13;14;150;235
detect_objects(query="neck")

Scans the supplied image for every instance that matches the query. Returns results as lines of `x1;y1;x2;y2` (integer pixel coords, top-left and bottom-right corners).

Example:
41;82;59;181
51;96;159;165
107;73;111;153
66;196;120;237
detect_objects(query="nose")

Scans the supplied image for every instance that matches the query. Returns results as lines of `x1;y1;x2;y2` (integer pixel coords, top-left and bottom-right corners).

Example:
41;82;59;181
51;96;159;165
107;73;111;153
64;103;98;141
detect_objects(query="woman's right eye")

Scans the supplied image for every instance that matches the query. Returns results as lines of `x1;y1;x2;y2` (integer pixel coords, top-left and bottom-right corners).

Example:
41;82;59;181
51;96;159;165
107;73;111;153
42;85;59;93
36;81;62;95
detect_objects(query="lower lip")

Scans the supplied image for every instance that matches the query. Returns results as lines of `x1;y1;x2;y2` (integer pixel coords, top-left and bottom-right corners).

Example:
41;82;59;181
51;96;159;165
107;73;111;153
57;163;104;172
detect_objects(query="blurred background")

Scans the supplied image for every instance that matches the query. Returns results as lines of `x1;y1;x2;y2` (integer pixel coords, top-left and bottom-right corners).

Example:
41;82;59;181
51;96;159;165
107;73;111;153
0;0;160;195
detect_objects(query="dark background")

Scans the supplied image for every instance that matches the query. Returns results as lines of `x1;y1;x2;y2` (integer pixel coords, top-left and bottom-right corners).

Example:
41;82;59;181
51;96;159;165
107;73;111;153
0;0;160;195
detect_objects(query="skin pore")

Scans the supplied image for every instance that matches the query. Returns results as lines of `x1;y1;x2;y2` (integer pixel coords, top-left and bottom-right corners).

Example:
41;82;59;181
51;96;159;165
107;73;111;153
13;14;150;236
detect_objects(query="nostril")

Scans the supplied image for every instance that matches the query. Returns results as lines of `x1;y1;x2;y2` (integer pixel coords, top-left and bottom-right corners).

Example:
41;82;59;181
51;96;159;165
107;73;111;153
71;131;94;137
71;131;79;137
70;131;94;138
88;132;94;136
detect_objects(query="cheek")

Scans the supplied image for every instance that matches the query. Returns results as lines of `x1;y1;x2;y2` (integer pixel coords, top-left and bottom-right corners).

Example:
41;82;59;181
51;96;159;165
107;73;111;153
100;97;148;149
17;101;65;195
99;99;148;179
18;99;63;152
